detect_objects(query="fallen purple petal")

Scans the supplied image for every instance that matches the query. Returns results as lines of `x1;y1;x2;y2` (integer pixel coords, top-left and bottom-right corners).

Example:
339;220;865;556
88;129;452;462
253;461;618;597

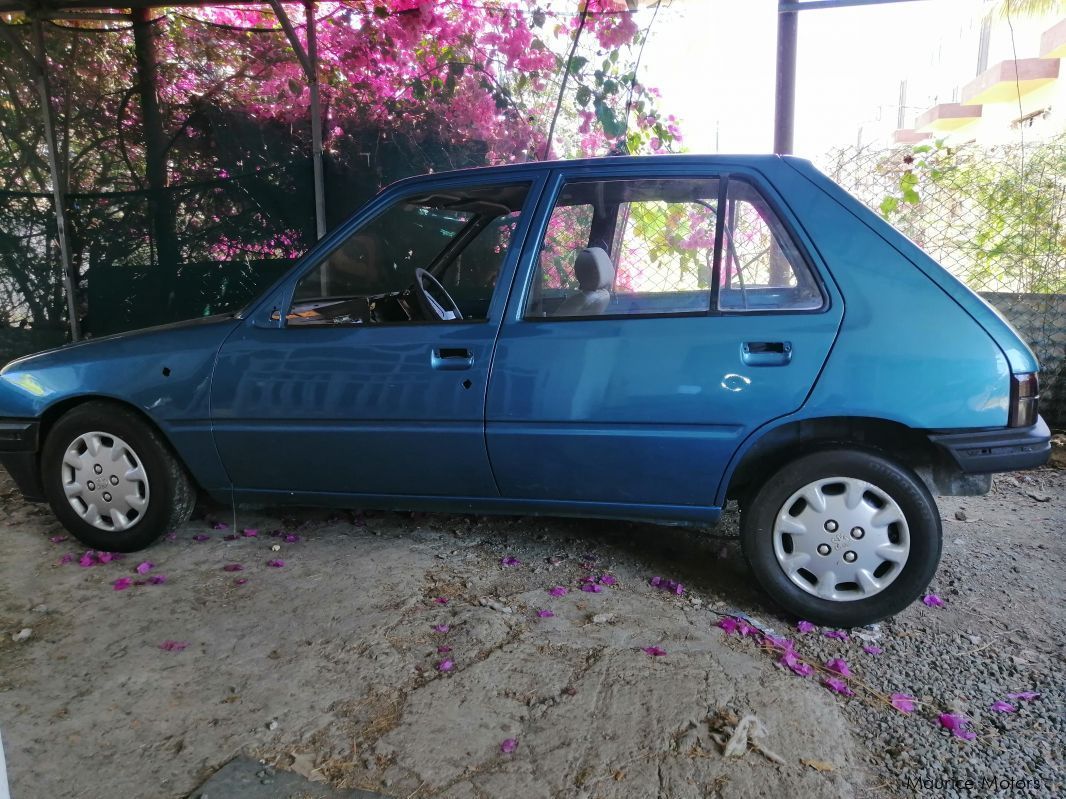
537;609;554;618
437;645;452;654
266;559;285;568
433;597;449;605
580;583;603;593
598;574;617;586
135;561;154;575
1006;691;1041;701
222;563;243;572
159;640;188;652
822;676;854;697
234;578;248;585
78;552;96;568
890;693;916;714
500;556;521;567
862;645;883;655
211;521;229;530
242;528;258;537
780;650;813;677
825;657;852;677
164;532;177;542
112;577;132;591
796;620;816;634
823;629;849;641
549;586;569;597
57;553;75;565
642;646;667;657
48;535;67;544
96;552;114;564
717;617;740;635
283;534;301;543
436;659;454;672
147;574;166;585
938;713;976;740
649;576;685;596
763;635;794;653
922;594;945;607
990;701;1016;713
192;534;210;542
432;624;450;633
500;738;518;754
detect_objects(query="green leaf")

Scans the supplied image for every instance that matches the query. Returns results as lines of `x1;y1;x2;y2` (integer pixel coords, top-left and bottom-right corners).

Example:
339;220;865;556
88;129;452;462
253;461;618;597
575;85;591;107
594;100;625;138
567;56;589;76
879;196;899;217
532;9;546;27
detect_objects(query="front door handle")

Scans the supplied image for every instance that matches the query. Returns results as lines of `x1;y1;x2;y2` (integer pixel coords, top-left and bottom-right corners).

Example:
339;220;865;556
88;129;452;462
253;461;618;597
742;341;792;366
431;347;474;370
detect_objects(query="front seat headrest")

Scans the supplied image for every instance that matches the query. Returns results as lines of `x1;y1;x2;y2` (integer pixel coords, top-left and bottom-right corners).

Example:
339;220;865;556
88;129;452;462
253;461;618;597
574;247;614;292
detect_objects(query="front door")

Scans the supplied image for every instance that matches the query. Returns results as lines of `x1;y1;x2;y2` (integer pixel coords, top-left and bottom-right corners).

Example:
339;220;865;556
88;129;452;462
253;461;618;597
211;177;540;499
486;169;843;513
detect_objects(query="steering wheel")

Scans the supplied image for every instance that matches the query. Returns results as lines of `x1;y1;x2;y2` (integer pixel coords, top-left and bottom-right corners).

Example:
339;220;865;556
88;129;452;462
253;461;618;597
412;268;463;321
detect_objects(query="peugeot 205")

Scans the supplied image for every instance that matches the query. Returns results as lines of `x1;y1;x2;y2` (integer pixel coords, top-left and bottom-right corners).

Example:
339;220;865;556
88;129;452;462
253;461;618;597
0;155;1051;626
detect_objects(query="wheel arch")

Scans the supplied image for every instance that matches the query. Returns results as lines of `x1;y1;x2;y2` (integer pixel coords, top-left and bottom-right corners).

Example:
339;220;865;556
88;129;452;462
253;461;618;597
720;415;974;508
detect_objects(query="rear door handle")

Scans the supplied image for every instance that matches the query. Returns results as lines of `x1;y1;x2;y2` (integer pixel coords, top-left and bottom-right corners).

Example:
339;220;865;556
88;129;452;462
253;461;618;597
431;347;474;370
742;341;792;366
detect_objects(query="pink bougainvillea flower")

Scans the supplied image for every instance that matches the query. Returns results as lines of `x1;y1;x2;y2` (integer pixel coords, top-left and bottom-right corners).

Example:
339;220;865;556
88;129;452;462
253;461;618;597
159;640;188;652
737;621;758;638
432;624;450;633
938;713;976;740
135;561;154;575
863;645;883;655
500;738;519;754
796;620;816;634
436;659;454;672
642;646;667;657
823;630;849;641
242;528;258;537
48;535;67;544
192;534;210;542
211;521;229;530
598;574;618;586
78;551;96;568
537;610;554;618
234;578;248;585
822;677;854;697
222;563;243;572
825;658;852;677
266;559;285;568
500;556;521;567
890;693;916;714
762;635;794;653
148;574;166;585
780;650;813;677
548;586;569;597
112;577;132;591
283;534;301;543
580;583;603;593
437;645;452;654
96;552;115;564
649;576;685;596
432;597;449;605
922;594;945;607
717;616;740;635
990;701;1016;713
1007;691;1040;701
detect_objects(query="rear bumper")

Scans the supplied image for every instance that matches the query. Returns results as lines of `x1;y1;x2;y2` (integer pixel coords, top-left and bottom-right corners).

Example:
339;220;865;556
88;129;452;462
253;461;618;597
0;418;44;501
929;416;1051;474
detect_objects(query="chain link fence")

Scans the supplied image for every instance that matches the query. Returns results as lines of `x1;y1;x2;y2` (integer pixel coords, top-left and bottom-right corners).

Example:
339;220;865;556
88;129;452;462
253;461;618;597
819;140;1065;429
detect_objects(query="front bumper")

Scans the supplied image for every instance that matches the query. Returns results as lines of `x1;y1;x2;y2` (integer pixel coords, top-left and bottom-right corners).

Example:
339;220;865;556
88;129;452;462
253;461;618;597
0;418;44;501
929;416;1052;474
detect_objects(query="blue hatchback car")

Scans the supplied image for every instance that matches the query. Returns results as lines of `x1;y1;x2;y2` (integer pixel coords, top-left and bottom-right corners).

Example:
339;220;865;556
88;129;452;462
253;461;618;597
0;155;1051;626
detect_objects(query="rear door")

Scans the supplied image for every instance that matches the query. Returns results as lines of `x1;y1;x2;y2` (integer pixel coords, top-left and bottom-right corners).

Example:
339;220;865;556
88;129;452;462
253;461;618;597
485;166;843;513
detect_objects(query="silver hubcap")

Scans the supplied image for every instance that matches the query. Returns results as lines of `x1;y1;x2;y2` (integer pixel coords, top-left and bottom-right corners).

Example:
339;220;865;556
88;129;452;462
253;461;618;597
62;431;149;532
772;476;910;602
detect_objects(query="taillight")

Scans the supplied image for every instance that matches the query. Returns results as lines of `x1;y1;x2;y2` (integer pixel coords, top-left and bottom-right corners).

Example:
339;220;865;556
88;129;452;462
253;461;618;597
1008;373;1039;427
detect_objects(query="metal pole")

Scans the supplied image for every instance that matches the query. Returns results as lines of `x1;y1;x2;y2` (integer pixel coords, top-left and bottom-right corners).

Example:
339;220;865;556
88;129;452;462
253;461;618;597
773;0;798;155
30;19;80;340
306;1;325;241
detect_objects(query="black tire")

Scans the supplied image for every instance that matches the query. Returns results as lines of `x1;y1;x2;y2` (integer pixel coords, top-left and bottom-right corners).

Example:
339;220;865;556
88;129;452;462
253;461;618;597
41;401;196;552
740;448;941;628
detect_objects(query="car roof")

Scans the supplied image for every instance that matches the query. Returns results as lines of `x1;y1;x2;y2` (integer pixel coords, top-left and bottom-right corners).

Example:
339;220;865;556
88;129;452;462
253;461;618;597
386;153;805;190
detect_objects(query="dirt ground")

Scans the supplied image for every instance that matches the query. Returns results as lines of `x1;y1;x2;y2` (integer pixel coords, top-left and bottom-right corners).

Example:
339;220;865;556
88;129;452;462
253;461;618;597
0;466;1063;799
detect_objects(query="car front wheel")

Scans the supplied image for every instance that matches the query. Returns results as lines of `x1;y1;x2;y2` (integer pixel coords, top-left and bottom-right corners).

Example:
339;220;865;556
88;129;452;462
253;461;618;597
41;401;196;552
740;448;942;628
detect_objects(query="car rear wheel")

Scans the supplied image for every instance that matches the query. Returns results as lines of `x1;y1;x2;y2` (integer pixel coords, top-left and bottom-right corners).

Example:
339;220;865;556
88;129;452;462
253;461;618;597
740;449;941;628
41;401;196;552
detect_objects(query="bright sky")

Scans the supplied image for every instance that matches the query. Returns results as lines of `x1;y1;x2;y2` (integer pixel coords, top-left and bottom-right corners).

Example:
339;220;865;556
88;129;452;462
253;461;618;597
641;0;986;156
